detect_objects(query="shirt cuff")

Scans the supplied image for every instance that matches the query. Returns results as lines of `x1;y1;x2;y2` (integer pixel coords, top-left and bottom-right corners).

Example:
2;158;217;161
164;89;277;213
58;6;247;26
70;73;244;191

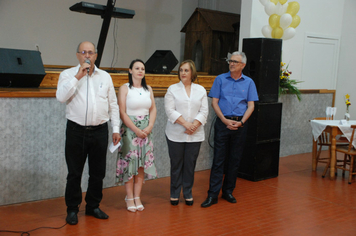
113;126;120;134
168;111;182;124
195;114;207;126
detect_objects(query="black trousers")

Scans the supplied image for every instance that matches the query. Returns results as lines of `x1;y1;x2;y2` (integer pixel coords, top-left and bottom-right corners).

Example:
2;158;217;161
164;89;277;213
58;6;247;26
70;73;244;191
65;120;108;213
166;136;202;199
208;117;248;198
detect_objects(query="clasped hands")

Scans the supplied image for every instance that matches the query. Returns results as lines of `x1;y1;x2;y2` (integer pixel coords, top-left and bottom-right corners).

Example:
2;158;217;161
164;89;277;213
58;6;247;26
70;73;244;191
135;126;153;139
225;119;242;130
184;122;198;135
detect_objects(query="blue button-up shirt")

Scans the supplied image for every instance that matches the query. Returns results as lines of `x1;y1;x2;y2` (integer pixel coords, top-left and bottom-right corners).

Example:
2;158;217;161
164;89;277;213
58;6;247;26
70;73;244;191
208;72;259;116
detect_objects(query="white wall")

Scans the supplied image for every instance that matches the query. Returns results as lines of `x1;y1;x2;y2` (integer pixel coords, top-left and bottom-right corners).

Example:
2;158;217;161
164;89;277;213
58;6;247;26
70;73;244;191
0;0;182;69
335;0;356;120
240;0;354;120
1;0;354;119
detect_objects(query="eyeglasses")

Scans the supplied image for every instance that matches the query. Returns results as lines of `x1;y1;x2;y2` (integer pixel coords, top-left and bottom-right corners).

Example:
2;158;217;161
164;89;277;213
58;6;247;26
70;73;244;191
227;60;241;65
77;50;96;56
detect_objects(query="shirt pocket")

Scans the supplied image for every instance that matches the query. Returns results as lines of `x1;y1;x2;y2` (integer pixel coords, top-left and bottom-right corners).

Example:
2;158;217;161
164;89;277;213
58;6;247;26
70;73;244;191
97;83;109;99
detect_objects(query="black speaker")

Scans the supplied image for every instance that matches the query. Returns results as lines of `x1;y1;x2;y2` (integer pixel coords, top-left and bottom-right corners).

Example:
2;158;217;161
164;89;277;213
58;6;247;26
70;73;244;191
145;50;178;74
242;38;282;103
238;140;280;181
0;48;46;88
246;102;282;142
237;102;282;181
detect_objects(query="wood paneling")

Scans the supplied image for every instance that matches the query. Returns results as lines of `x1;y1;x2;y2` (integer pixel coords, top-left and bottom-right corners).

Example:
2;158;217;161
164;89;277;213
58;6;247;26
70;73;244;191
0;71;216;98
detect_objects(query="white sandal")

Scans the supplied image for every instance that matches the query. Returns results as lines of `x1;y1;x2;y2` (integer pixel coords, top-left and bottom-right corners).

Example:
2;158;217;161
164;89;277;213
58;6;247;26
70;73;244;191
125;196;137;213
134;197;144;211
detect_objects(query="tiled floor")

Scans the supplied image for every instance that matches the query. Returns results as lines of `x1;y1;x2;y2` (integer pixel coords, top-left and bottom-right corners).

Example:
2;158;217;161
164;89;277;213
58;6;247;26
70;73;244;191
1;151;356;236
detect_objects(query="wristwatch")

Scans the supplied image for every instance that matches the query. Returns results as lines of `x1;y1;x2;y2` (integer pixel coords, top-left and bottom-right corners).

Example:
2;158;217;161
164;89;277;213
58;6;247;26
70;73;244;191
240;120;244;126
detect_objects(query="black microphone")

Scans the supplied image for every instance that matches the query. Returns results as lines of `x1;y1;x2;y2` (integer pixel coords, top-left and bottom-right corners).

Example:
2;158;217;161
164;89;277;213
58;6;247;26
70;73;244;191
85;59;90;74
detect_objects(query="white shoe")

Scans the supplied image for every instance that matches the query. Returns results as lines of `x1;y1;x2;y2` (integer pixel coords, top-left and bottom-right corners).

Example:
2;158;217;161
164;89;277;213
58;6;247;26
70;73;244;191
134;197;144;211
125;196;137;213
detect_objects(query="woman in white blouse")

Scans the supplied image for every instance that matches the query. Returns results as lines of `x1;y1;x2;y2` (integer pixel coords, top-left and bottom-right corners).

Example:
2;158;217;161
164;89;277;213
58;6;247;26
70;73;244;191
164;60;208;206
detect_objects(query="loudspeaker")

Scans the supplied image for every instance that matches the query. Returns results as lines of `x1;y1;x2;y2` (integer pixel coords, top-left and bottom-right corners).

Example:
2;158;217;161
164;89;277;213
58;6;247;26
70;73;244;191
238;140;280;181
246;102;282;142
0;48;46;88
242;38;282;103
237;102;282;181
145;50;178;74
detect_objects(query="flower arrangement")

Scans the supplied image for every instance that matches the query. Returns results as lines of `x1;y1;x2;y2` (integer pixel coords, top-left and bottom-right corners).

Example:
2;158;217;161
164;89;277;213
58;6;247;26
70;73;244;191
345;94;351;110
344;94;351;121
279;62;302;101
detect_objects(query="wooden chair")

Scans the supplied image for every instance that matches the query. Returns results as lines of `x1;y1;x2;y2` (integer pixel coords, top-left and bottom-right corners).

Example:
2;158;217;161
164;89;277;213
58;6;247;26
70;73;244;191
333;125;356;184
311;117;348;176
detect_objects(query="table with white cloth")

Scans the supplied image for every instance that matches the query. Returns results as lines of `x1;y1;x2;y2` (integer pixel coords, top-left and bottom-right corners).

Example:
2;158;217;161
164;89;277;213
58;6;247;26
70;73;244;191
310;119;356;179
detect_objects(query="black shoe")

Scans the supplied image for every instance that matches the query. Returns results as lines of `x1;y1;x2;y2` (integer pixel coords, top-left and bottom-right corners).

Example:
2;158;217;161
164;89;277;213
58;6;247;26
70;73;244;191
185;199;194;206
201;197;218;208
170;199;179;206
222;193;237;203
85;208;109;219
66;211;78;225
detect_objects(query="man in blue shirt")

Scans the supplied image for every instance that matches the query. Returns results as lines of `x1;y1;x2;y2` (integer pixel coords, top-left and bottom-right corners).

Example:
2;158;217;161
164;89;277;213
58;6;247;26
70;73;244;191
201;51;259;207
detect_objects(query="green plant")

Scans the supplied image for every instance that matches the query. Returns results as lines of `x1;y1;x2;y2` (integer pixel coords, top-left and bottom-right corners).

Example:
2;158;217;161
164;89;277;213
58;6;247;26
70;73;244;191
279;62;302;101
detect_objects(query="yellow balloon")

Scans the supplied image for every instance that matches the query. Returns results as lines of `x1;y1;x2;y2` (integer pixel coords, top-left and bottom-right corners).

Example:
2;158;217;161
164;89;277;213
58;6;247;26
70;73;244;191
269;14;280;28
279;0;288;4
286;2;300;16
270;0;278;4
272;27;284;39
290;15;301;28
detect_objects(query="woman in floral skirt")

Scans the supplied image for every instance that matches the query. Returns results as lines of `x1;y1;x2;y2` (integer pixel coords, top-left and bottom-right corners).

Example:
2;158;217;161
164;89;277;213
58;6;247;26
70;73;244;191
116;59;157;212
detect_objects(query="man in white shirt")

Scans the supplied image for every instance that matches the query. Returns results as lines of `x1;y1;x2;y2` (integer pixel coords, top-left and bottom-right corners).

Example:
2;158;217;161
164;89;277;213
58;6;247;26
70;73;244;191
56;41;121;225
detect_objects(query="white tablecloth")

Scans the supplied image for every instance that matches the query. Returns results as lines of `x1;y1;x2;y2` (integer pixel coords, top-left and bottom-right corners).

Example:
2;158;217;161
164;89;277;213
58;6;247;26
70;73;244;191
310;120;356;148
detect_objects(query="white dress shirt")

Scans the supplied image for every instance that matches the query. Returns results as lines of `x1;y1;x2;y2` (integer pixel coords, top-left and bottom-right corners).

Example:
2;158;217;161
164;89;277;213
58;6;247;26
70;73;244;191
56;64;121;133
165;81;208;142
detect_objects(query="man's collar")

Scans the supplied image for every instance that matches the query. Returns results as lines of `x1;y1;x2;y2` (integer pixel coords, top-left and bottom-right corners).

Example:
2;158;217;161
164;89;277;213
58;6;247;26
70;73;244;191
228;71;244;81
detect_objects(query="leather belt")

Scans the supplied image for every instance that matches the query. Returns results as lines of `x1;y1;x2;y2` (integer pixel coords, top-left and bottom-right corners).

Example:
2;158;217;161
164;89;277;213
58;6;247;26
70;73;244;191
68;119;107;130
224;116;242;121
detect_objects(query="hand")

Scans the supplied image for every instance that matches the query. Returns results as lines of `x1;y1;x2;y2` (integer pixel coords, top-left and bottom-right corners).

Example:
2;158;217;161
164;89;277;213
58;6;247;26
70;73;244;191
112;133;121;145
75;62;90;80
184;122;198;135
224;118;239;130
142;125;153;136
135;129;147;139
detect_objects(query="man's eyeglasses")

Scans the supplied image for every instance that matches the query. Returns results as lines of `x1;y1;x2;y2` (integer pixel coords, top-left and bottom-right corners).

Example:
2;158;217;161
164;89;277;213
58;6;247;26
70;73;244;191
227;60;241;65
77;50;96;56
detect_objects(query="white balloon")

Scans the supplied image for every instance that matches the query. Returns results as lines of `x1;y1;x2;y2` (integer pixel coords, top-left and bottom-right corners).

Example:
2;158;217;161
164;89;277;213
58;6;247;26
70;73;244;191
264;2;276;16
259;0;269;6
262;25;272;38
282;27;296;40
280;13;293;29
275;2;285;15
281;2;288;14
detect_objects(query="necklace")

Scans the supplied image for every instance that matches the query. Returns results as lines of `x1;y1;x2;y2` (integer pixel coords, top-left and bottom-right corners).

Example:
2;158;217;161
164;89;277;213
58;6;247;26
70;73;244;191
133;87;143;95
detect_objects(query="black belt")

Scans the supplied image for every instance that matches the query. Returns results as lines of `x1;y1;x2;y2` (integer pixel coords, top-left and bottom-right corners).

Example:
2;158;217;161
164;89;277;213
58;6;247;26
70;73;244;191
68;119;107;130
224;116;242;121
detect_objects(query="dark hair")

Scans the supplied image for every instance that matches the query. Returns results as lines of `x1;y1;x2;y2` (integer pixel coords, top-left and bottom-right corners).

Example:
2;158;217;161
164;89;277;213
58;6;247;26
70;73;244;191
128;59;148;91
178;60;198;83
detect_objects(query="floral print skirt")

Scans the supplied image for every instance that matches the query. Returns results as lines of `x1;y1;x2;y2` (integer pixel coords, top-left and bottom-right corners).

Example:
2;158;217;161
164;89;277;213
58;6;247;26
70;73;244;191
116;115;157;185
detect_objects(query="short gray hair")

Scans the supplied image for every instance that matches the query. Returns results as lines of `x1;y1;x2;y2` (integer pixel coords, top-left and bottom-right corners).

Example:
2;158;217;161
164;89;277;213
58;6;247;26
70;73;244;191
231;51;247;64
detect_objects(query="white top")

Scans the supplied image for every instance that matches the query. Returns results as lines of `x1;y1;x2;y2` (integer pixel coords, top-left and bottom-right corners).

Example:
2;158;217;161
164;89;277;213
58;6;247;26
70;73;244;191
125;83;152;116
56;64;121;133
164;81;209;142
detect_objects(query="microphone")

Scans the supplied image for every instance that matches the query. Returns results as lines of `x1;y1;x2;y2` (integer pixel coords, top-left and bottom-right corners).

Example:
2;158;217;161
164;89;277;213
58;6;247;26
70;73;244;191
84;59;91;74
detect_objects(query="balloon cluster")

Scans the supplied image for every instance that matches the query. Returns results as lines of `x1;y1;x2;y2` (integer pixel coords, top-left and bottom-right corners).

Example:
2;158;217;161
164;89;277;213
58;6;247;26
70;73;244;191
260;0;301;40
